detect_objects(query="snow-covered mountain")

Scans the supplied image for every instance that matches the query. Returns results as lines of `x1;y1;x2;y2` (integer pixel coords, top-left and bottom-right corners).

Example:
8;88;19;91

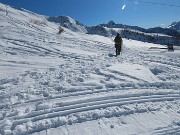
47;16;180;46
87;22;180;46
48;16;87;33
0;2;180;135
100;20;145;32
100;21;180;38
168;21;180;32
100;20;180;36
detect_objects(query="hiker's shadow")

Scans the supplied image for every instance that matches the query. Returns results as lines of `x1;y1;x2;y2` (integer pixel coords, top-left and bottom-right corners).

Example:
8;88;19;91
108;53;116;57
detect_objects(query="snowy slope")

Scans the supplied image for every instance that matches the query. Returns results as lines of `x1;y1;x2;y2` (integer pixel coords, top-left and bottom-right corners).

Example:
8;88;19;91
0;3;180;135
48;16;87;33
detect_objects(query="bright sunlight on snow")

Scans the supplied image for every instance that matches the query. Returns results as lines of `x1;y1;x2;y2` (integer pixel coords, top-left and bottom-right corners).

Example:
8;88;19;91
0;3;180;135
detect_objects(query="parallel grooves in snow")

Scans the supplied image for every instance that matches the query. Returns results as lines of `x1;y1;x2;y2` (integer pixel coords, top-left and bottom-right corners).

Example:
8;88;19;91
155;127;180;135
11;93;180;130
12;93;179;119
5;88;179;110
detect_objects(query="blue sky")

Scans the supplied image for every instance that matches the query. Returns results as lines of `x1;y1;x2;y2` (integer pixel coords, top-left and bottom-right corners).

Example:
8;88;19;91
0;0;180;28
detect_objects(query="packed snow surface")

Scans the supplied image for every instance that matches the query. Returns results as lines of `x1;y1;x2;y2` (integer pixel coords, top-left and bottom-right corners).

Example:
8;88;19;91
0;3;180;135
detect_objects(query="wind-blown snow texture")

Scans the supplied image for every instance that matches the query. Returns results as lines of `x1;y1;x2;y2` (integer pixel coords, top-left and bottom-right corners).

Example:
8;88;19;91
0;3;180;135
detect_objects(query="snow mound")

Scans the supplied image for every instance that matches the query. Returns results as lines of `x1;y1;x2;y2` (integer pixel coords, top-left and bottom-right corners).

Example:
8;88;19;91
108;63;160;83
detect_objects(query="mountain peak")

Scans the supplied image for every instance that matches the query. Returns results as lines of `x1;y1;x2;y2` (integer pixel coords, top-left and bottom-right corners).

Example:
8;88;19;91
48;16;76;25
167;21;180;32
48;16;87;33
107;20;116;26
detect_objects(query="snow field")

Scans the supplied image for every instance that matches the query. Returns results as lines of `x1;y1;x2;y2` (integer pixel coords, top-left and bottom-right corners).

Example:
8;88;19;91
0;3;180;135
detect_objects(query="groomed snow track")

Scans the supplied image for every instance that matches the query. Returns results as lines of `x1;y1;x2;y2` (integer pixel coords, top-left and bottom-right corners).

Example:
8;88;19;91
1;90;180;135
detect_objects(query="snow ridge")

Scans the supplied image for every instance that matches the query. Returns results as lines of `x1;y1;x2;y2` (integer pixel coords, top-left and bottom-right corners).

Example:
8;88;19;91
48;16;87;33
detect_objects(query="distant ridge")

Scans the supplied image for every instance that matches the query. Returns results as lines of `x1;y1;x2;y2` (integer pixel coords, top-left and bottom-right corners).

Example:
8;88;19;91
48;16;180;46
167;21;180;32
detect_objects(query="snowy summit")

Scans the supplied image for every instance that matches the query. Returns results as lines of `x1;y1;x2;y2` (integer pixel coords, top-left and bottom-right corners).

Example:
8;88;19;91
0;3;180;135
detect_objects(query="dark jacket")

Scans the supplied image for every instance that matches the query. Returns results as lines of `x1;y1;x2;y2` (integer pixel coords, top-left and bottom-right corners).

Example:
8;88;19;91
114;35;122;48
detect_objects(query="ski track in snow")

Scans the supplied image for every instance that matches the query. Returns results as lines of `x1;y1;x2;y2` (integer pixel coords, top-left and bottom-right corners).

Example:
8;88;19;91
0;4;180;135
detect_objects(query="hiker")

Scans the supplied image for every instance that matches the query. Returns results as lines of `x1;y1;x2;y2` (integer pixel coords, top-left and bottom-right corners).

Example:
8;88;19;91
114;33;122;56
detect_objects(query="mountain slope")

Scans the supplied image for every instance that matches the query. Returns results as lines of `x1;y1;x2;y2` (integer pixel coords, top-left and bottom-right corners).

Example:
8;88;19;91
47;16;180;46
0;3;180;135
168;21;180;32
48;16;87;33
99;21;180;45
100;20;146;32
